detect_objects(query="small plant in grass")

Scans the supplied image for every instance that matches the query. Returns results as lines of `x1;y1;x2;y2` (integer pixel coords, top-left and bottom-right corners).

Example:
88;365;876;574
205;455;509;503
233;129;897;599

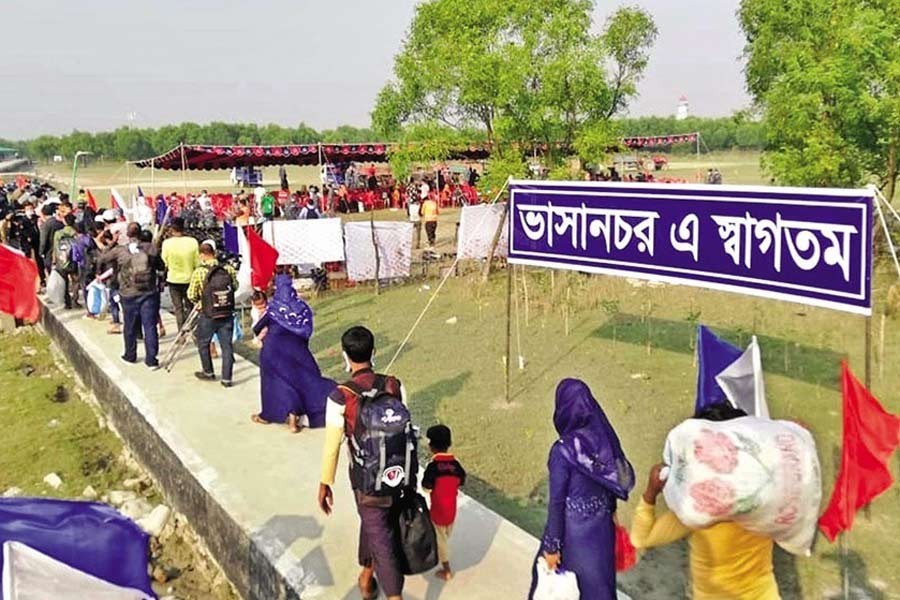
601;299;621;344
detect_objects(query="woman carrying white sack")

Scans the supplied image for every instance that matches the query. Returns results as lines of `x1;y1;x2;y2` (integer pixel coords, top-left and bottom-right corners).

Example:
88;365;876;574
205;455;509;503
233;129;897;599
631;402;784;600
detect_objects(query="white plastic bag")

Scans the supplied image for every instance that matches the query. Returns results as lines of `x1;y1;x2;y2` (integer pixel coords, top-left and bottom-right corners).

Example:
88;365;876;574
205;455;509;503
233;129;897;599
662;416;822;555
533;557;579;600
86;281;108;316
45;270;66;306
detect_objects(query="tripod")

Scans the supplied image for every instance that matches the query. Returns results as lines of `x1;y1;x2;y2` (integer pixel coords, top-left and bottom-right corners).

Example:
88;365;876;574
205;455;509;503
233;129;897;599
162;305;200;372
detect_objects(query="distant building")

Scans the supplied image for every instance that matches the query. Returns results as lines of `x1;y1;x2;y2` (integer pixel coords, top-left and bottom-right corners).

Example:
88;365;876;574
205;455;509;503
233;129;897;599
676;95;690;121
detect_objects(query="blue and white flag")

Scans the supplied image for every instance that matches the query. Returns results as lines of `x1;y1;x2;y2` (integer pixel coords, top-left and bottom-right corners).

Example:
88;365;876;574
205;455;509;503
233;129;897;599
696;325;769;418
0;498;155;599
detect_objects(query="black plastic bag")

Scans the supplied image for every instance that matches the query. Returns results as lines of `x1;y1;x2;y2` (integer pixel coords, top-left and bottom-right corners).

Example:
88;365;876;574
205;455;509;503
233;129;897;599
392;490;439;575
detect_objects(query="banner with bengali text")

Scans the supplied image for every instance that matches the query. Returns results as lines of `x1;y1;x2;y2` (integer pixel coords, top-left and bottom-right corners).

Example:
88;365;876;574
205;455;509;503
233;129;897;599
507;180;873;315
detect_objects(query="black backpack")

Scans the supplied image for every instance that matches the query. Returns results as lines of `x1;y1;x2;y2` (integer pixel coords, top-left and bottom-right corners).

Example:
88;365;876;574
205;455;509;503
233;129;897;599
344;376;418;497
392;490;439;575
202;265;235;319
120;244;155;292
54;230;76;273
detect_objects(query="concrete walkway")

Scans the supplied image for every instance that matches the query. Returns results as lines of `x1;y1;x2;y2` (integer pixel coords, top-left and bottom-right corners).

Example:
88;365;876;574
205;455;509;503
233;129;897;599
43;304;541;600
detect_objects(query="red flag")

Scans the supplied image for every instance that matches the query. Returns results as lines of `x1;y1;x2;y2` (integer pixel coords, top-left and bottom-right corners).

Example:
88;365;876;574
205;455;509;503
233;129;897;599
86;189;98;212
15;175;27;190
246;226;279;290
0;244;41;323
819;361;900;541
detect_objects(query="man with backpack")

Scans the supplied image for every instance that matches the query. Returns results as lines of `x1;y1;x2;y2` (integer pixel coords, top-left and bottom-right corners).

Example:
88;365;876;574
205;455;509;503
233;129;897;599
318;326;417;600
187;243;238;387
105;223;165;368
52;214;78;308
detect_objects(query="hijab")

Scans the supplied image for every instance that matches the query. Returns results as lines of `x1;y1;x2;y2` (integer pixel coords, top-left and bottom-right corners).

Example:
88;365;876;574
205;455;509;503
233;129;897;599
267;274;314;340
553;378;635;500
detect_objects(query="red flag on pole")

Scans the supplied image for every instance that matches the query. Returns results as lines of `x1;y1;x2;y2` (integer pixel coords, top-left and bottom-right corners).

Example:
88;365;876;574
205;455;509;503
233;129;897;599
85;189;98;212
246;226;279;290
818;361;900;542
0;244;41;323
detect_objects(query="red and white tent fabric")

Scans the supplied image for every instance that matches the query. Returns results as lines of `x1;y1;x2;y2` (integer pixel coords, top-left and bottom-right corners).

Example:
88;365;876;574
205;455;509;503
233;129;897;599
621;133;699;148
132;143;493;171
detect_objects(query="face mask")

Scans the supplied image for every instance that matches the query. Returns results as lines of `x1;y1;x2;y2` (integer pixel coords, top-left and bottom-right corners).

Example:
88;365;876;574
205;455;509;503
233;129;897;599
342;351;352;373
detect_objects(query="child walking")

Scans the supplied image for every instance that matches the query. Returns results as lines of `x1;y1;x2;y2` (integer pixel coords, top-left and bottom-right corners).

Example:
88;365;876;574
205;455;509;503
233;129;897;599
423;425;466;581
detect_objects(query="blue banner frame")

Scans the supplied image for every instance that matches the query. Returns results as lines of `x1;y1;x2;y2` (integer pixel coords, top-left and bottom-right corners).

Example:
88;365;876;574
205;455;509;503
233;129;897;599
507;180;873;315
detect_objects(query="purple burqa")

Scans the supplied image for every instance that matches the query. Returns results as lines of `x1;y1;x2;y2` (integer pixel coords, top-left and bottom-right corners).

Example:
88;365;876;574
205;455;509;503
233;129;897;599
529;378;635;600
252;275;335;426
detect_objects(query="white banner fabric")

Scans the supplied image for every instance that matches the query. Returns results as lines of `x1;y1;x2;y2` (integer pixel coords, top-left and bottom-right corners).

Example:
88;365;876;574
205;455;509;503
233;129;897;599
344;221;413;282
262;219;345;265
456;203;508;260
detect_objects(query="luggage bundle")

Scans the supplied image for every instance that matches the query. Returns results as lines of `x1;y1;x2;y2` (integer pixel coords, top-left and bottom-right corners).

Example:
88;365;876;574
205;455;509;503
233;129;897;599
662;416;822;555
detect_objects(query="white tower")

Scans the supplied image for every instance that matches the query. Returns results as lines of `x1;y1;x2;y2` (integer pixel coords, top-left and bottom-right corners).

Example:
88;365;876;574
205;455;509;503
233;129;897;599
676;95;690;121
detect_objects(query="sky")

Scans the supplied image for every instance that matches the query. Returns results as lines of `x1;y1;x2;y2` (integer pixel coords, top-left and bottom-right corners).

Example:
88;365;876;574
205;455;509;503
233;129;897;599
0;0;750;140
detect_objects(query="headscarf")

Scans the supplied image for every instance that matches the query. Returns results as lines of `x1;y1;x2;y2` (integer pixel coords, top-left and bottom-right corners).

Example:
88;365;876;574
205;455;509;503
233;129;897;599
553;378;635;500
267;274;313;339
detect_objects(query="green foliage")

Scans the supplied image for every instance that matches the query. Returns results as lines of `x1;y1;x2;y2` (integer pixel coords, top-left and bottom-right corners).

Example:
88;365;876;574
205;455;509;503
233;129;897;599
479;153;527;197
385;123;482;181
739;0;900;197
373;0;656;158
14;121;358;162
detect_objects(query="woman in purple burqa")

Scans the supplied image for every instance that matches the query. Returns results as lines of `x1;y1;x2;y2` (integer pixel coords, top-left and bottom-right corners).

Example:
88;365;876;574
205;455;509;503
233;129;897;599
251;275;335;432
529;378;635;600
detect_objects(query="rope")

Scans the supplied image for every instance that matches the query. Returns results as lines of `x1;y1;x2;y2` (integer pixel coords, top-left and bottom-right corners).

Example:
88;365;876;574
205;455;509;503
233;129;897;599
385;177;511;371
873;187;900;279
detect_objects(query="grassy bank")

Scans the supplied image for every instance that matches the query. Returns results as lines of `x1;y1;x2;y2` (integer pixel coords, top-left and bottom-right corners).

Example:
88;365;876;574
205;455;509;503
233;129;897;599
0;326;237;600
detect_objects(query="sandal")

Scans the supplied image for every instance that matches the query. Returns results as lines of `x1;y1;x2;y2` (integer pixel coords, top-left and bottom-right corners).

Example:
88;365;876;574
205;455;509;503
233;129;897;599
251;414;269;425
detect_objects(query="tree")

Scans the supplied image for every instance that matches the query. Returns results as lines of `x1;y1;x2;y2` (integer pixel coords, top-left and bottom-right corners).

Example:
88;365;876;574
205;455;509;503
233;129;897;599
740;0;900;200
372;0;656;164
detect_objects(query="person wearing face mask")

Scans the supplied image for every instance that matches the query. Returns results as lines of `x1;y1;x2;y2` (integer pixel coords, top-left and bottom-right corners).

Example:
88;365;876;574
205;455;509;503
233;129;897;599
250;274;335;433
318;326;411;600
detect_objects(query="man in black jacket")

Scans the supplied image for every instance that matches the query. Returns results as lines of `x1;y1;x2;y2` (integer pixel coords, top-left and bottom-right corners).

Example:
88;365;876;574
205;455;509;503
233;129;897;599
104;223;165;368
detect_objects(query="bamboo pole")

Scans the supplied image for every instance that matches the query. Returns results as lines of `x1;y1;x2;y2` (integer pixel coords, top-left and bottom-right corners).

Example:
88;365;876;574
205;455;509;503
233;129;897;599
481;179;510;282
521;265;530;327
513;265;524;370
370;210;380;295
505;262;512;404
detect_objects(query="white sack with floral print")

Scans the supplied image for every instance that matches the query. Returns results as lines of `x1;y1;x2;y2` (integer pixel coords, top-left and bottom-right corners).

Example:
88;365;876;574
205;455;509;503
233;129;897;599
662;416;822;555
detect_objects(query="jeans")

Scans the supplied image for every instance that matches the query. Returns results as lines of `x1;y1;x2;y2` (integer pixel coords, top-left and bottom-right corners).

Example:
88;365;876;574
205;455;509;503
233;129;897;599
196;314;234;382
122;292;160;366
168;283;193;332
357;495;404;597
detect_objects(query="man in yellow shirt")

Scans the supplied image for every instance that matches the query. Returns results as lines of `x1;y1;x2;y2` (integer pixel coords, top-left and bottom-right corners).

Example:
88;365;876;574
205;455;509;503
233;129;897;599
419;184;439;248
160;217;199;331
631;404;780;600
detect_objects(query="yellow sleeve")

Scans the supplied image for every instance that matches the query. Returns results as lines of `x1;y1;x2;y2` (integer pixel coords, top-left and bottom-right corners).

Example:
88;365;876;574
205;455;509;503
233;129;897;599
630;498;691;549
319;397;346;486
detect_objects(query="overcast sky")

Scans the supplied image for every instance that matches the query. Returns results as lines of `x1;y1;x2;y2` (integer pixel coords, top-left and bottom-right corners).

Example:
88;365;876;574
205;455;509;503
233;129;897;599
0;0;749;140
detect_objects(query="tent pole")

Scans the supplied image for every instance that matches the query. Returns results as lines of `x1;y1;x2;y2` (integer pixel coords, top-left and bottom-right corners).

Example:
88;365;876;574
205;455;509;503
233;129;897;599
180;142;188;198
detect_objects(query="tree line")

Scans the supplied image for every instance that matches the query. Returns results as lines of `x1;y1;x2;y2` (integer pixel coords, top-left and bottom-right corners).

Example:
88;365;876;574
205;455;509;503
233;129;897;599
2;115;765;165
2;123;376;163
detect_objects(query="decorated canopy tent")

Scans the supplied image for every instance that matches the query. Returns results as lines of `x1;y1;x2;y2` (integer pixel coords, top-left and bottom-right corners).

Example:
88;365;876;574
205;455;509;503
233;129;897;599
132;142;492;170
131;135;699;171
